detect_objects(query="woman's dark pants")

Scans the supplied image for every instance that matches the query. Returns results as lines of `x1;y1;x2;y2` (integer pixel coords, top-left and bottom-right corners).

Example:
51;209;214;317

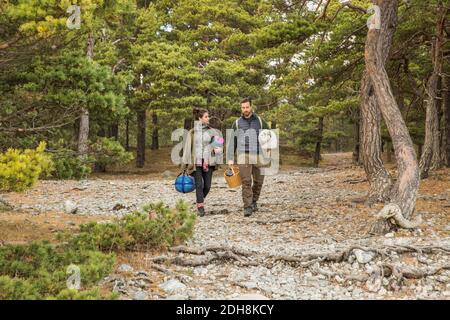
194;165;214;204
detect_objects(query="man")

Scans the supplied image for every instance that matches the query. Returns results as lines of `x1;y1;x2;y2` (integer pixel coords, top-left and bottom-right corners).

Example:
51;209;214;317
227;97;270;217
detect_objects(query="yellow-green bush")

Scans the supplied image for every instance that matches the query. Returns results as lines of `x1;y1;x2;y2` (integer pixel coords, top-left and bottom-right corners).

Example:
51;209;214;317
0;142;53;192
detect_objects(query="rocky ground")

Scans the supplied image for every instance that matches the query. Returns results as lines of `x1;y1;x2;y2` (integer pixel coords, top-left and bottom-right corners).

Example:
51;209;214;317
1;153;449;300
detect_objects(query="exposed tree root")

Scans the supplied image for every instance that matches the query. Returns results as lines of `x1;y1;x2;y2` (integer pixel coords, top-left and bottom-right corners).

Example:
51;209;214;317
151;245;257;267
376;203;423;229
0;198;13;211
310;264;369;283
147;263;192;284
151;243;449;273
169;245;253;257
380;263;450;280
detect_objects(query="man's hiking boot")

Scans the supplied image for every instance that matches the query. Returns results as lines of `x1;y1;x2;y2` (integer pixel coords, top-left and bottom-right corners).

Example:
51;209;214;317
244;207;253;217
252;201;258;212
197;207;205;217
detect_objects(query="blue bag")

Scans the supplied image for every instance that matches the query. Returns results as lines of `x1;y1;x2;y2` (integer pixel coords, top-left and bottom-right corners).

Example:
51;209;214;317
174;170;196;193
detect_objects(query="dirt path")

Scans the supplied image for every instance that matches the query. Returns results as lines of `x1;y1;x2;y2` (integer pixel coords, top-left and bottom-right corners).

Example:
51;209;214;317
1;153;449;299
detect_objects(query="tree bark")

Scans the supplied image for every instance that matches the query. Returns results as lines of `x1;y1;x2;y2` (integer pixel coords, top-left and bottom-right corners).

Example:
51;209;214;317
77;32;94;156
184;118;193;131
365;0;420;233
313;117;324;168
151;111;159;150
271;120;277;130
386;140;392;163
77;108;90;155
419;3;447;178
109;123;119;140
125;117;130;151
353;111;360;165
442;75;450;166
136;110;146;168
360;0;398;203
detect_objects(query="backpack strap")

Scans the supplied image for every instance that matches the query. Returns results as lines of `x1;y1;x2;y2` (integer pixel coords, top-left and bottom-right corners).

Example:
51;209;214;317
235;118;239;130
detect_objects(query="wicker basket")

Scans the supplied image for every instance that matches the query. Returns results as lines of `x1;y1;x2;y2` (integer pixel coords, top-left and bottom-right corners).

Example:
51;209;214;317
224;166;242;188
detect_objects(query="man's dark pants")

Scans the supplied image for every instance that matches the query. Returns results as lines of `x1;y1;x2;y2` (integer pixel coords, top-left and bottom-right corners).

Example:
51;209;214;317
237;153;264;209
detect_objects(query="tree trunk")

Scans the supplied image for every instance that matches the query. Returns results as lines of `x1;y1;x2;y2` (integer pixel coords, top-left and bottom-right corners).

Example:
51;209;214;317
365;0;420;234
151;111;159;150
78;32;95;156
313;117;324;168
136;110;146;168
110;123;119;140
360;0;398;203
386;140;392;163
353;112;360;165
78;108;90;155
442;75;450;166
125;117;130;151
184;118;193;130
419;3;446;178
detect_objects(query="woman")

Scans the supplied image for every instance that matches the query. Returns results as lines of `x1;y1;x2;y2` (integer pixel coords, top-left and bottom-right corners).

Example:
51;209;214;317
181;107;223;216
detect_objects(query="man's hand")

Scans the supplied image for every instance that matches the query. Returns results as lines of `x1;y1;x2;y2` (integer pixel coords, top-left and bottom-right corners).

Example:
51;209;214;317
227;160;234;166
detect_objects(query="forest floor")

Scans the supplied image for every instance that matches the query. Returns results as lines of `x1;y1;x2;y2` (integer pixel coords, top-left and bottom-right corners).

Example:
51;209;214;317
0;151;449;300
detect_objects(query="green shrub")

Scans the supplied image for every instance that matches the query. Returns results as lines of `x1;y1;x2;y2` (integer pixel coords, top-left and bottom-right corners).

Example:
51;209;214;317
50;149;93;180
0;142;53;192
0;276;117;300
0;241;115;300
90;137;133;171
0;201;196;300
0;276;41;300
65;200;196;252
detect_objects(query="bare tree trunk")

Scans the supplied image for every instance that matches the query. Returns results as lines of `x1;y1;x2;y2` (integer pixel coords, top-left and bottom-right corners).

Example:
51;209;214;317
78;32;94;156
184;118;193;131
78;108;90;155
442;75;450;166
313;117;324;168
386;140;392;163
419;3;447;178
151;111;159;150
360;0;398;203
110;123;119;140
136;110;146;168
365;0;420;234
353;111;360;165
125;117;130;151
271;120;277;130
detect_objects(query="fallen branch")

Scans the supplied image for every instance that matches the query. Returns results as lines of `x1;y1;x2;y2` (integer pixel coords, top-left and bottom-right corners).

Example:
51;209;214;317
255;216;309;225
